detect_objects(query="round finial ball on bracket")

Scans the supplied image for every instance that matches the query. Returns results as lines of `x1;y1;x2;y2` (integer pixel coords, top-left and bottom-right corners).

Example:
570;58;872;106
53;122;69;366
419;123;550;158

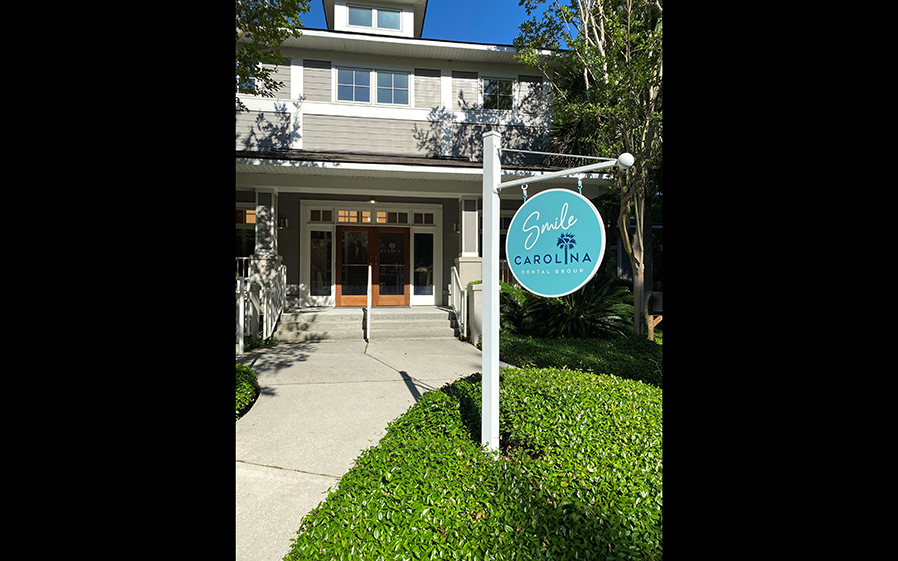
617;153;635;168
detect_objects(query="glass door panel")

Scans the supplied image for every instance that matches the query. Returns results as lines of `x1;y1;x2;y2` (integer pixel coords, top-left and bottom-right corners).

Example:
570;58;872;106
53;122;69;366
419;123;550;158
413;233;434;296
336;227;409;306
336;227;370;306
372;228;409;306
309;230;332;296
378;231;406;297
341;230;369;296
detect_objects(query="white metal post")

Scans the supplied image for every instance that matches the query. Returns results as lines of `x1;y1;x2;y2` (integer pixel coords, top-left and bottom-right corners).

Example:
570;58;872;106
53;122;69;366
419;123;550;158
482;131;502;451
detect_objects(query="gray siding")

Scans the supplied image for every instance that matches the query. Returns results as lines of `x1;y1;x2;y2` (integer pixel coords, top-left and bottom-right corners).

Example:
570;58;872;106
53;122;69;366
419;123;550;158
304;114;441;156
236;110;295;150
451;71;479;110
451;123;546;163
414;68;441;109
259;61;291;100
303;60;332;102
518;75;550;116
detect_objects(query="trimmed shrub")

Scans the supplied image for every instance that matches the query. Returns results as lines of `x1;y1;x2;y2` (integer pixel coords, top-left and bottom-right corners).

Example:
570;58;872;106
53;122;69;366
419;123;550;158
285;367;662;560
500;333;663;389
236;363;260;420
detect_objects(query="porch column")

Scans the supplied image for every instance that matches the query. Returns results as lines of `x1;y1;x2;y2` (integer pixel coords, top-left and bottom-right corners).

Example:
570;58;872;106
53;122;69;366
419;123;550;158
455;195;482;287
251;190;282;286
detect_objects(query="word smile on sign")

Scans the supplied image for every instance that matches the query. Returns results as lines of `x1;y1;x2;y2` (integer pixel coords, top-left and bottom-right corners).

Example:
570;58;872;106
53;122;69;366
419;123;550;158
505;189;605;298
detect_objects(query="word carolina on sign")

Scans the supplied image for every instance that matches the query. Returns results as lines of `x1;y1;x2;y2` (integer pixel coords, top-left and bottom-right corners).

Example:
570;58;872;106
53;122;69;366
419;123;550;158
505;188;605;297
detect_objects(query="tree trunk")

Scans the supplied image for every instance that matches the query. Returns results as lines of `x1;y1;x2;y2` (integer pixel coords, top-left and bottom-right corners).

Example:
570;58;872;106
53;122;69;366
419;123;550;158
630;261;643;335
644;192;654;341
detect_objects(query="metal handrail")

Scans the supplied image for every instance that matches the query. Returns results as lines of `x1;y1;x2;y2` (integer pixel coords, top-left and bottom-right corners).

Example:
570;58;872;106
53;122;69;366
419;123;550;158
451;266;467;340
366;265;372;342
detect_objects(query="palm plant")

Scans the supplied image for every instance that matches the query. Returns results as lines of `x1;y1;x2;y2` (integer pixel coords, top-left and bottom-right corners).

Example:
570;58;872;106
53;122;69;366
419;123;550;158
499;281;531;333
523;275;633;339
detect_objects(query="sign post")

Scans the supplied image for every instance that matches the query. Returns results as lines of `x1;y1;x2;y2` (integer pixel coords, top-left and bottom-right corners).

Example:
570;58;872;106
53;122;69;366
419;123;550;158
480;131;633;452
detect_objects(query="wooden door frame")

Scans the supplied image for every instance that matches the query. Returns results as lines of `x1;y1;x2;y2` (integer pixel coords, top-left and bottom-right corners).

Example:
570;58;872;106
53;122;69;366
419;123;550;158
335;225;410;306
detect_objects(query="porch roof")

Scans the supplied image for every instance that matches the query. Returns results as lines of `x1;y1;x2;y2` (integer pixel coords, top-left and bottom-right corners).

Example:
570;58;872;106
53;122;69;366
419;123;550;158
235;150;612;188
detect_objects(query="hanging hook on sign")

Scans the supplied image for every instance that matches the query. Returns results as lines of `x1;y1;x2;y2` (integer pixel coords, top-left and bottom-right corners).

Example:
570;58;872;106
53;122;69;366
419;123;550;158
577;176;583;195
522;184;528;202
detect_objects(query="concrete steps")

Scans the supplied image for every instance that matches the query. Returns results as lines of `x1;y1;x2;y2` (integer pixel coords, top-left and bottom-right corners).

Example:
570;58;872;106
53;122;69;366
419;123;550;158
273;307;459;342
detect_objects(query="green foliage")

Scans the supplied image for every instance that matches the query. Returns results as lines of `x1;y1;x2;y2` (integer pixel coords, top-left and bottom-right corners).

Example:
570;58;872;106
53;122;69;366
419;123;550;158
514;0;663;336
236;363;260;420
525;276;633;339
236;0;311;111
285;367;662;560
500;332;662;389
499;277;634;340
244;331;277;352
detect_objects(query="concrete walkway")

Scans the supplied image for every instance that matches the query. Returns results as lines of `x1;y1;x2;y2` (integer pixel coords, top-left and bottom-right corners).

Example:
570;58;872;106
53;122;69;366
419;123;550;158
236;338;498;561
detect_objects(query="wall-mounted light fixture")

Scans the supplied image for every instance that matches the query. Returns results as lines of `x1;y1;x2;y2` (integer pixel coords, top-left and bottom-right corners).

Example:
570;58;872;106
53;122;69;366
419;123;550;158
369;196;377;204
277;218;288;229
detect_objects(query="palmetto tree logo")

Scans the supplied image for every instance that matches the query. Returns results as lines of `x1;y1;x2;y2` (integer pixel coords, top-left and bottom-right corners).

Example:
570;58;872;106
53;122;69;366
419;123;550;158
556;232;576;264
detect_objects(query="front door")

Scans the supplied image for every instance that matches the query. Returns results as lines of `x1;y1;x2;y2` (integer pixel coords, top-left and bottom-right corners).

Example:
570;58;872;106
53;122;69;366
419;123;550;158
336;226;409;306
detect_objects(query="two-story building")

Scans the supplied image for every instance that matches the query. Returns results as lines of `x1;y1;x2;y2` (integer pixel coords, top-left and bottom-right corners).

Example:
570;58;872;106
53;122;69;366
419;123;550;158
236;0;612;309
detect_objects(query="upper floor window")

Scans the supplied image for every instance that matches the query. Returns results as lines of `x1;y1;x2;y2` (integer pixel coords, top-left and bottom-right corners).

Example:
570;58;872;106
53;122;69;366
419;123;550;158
483;78;514;110
348;5;401;31
377;71;409;105
337;68;370;102
338;67;409;106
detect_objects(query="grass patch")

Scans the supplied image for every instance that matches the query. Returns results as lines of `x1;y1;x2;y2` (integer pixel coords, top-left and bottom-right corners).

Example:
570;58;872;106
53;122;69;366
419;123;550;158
500;333;662;390
235;363;260;420
286;367;662;560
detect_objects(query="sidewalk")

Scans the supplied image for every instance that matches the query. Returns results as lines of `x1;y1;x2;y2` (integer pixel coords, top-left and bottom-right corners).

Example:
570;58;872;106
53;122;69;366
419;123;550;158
236;338;497;561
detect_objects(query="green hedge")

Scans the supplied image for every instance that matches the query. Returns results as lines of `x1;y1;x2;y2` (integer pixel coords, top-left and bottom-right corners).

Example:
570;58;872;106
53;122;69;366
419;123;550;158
236;363;260;420
500;333;663;390
286;367;662;560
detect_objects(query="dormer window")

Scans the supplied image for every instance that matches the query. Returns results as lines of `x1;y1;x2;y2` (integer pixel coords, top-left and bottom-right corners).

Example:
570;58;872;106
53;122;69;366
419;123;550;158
348;5;401;31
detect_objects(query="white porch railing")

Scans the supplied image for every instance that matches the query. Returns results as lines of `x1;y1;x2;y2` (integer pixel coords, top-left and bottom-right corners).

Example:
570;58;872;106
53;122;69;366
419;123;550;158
236;263;286;355
450;266;468;340
235;257;251;278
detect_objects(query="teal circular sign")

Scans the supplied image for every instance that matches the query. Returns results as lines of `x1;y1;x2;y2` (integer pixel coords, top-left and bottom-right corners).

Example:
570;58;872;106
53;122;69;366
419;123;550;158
505;188;606;297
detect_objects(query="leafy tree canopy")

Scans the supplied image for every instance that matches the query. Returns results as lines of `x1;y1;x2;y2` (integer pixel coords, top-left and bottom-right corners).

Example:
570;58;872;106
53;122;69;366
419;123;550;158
236;0;310;111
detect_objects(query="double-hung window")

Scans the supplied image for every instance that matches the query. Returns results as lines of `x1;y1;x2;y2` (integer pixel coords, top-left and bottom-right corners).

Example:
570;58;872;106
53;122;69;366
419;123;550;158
337;68;370;102
483;78;514;110
377;71;409;105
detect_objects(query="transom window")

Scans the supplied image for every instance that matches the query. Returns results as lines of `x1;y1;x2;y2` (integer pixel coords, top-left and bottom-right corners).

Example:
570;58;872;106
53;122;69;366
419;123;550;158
310;209;333;223
337;210;415;224
483;78;514;110
348;6;401;31
236;209;256;224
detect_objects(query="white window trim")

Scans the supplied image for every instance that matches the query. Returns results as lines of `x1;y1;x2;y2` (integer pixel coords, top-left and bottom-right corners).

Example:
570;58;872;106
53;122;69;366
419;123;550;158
334;66;412;107
481;76;517;112
299;200;442;307
346;4;403;33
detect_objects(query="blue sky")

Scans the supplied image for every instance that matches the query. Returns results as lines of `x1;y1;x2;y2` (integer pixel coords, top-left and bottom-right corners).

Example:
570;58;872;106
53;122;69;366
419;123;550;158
301;0;535;45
